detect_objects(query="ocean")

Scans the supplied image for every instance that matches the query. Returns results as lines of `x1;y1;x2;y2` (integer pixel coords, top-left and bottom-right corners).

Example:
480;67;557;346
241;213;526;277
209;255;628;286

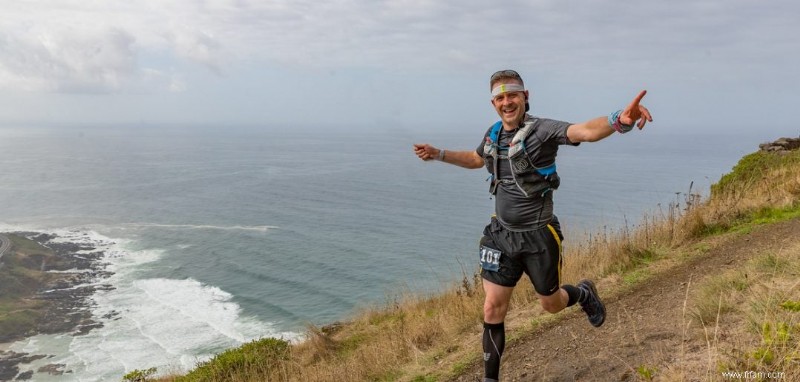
0;124;770;380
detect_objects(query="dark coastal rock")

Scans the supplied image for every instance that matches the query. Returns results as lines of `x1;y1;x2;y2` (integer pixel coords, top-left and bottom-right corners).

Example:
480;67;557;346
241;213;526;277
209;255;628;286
46;242;96;255
28;233;55;244
759;136;800;153
102;310;121;320
20;232;114;339
37;363;66;375
74;322;104;336
0;351;47;381
321;321;344;335
0;231;115;377
33;286;99;336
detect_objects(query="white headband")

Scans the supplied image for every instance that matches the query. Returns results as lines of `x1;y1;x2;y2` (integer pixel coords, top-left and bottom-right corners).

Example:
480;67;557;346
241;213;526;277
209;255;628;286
491;83;525;98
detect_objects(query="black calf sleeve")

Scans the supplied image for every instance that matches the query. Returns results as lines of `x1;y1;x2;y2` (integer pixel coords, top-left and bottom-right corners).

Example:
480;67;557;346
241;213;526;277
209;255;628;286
562;284;584;307
483;322;505;380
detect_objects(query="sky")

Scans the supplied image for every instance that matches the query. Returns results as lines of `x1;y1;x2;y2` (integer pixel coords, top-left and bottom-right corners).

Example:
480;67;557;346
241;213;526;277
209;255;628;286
0;0;798;135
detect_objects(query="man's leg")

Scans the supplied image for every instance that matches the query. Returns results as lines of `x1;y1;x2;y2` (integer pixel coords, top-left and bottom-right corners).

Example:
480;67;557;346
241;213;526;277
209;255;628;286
537;283;605;327
527;224;606;326
482;279;514;382
537;288;569;313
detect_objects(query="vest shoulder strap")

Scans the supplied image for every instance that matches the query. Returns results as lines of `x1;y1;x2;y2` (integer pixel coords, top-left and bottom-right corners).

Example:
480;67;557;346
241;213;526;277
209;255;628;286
511;119;536;145
488;121;503;143
488;118;537;145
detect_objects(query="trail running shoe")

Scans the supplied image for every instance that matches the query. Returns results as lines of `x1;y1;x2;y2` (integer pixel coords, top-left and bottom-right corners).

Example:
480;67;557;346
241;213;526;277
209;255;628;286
578;279;606;327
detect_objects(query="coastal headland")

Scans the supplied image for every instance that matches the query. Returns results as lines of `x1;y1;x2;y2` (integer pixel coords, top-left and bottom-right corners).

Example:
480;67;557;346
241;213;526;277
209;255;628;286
0;233;113;380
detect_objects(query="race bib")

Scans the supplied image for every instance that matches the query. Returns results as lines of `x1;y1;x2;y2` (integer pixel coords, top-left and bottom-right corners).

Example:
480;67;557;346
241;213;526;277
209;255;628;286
479;245;501;272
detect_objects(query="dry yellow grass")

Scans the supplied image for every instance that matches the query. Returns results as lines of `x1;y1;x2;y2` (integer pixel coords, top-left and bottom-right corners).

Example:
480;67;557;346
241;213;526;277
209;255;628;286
658;241;800;382
147;148;800;382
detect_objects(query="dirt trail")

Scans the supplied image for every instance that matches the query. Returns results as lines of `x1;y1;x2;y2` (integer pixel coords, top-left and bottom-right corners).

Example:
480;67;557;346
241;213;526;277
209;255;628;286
452;218;800;382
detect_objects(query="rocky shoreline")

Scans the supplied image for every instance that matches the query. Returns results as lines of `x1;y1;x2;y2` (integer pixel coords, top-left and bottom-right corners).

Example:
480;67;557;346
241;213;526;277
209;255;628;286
0;232;115;381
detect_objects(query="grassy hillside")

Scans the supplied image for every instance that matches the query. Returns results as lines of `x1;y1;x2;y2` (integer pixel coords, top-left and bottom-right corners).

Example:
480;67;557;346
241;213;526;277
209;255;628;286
0;235;60;342
140;146;800;382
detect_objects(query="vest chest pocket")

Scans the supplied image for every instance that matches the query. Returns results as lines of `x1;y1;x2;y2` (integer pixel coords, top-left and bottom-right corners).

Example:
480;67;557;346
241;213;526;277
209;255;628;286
483;142;496;157
512;157;531;173
479;245;502;272
508;141;532;174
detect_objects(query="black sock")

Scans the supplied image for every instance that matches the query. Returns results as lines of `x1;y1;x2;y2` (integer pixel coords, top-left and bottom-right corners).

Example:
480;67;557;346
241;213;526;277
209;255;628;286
483;322;505;380
562;284;585;306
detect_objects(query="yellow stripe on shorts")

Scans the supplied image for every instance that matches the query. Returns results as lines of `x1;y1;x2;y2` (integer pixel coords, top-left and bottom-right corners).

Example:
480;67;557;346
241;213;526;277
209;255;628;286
546;224;561;252
546;224;563;285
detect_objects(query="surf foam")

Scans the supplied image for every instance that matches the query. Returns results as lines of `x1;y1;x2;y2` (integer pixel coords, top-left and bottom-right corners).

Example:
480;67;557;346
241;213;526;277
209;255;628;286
2;226;298;381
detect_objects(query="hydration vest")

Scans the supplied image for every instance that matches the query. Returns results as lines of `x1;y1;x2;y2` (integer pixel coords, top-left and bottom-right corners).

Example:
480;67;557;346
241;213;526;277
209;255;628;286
482;118;561;198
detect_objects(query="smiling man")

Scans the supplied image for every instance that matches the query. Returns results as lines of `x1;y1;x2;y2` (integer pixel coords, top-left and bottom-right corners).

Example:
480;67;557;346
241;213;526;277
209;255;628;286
413;70;652;382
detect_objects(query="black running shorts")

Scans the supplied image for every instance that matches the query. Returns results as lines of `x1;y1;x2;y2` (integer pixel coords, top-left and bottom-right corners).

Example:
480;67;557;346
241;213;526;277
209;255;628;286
479;217;564;296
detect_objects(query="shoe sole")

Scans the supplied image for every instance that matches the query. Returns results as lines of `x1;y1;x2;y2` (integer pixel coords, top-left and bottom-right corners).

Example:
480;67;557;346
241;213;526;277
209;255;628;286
580;279;605;327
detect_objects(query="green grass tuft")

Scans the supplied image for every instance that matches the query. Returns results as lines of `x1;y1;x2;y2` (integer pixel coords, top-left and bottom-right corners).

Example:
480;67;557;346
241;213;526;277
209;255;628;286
409;375;437;382
711;150;800;197
177;338;290;381
780;300;800;312
623;268;651;285
636;365;657;381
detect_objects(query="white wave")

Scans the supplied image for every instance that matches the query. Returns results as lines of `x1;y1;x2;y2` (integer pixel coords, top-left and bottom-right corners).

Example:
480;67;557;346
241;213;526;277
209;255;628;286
2;225;297;381
123;223;278;232
62;276;298;380
46;268;95;274
37;227;164;267
133;278;250;343
0;221;52;233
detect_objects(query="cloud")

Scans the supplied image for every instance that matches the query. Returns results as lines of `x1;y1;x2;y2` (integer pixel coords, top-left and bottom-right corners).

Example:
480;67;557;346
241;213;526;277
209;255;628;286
0;25;139;93
0;0;222;93
200;0;799;79
168;27;222;74
0;0;797;94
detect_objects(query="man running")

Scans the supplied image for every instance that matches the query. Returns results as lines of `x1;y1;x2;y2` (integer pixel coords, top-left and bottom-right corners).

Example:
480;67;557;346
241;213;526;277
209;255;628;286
413;70;652;382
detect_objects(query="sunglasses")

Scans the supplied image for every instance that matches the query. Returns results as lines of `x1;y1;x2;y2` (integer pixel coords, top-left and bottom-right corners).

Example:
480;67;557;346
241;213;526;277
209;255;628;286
490;70;522;83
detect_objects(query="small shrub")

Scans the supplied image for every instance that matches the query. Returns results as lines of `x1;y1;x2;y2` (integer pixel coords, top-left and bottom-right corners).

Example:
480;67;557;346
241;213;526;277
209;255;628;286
178;337;290;381
122;367;157;382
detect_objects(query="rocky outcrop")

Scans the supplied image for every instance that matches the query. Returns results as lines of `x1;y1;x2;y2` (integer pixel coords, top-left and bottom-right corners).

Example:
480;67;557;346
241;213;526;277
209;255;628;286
759;136;800;153
0;232;113;380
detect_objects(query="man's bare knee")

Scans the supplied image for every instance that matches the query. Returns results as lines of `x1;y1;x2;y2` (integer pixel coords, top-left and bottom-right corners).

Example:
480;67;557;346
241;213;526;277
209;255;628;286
482;280;514;323
540;299;561;313
484;300;508;322
539;291;566;314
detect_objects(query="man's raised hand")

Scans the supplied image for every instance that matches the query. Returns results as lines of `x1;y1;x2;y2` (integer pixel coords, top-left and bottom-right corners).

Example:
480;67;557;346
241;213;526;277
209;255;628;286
620;90;653;129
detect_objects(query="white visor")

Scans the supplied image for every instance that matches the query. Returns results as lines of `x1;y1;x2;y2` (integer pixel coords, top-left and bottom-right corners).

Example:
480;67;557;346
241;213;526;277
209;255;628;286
491;83;525;98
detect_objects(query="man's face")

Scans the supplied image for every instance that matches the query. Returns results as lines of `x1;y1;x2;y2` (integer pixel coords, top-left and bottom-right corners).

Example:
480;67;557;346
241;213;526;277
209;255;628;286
491;80;528;128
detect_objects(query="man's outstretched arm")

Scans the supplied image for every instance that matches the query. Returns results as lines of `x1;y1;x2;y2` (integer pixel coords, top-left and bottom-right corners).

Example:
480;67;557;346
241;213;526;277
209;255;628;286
567;90;653;143
413;144;484;169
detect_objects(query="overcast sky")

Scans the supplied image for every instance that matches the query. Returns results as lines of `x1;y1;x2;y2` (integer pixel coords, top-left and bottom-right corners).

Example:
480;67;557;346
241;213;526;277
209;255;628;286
1;0;798;135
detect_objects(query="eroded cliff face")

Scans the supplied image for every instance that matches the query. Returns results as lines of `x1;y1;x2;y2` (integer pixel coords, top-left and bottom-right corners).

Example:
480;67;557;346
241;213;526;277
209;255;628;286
760;136;800;153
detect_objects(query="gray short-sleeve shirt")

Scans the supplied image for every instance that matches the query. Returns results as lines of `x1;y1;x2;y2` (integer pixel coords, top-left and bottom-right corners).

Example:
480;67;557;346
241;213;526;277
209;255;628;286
476;115;578;230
